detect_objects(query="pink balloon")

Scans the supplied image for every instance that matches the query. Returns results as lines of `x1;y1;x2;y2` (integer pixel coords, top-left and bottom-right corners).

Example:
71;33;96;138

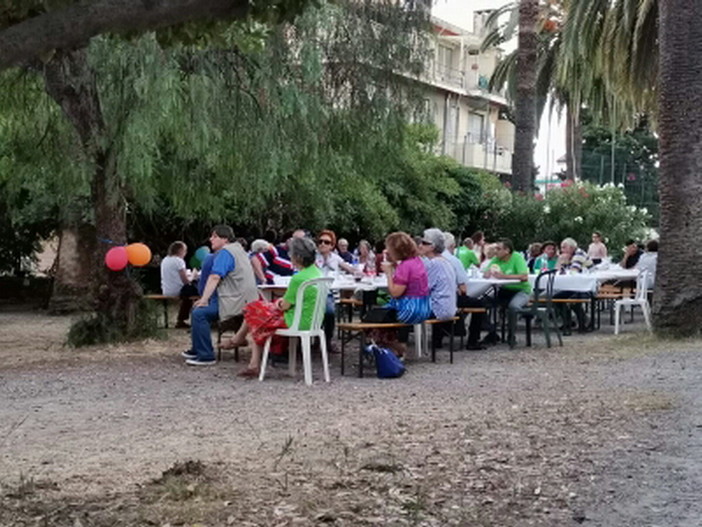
105;246;128;271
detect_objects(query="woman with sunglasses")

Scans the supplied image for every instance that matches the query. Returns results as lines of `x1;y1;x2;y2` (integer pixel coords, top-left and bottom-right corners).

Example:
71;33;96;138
315;229;354;352
315;229;355;276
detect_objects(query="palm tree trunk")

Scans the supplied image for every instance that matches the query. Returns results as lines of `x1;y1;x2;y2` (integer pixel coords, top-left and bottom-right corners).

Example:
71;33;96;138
654;0;702;334
41;48;142;330
511;0;539;193
565;104;582;181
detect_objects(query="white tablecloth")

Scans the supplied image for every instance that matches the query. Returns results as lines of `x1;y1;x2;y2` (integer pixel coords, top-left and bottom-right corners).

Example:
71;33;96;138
528;268;640;294
465;277;521;298
260;275;388;300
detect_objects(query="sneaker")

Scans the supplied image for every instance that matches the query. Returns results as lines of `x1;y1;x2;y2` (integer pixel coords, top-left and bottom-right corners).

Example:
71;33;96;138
466;343;487;351
186;358;216;366
181;350;197;360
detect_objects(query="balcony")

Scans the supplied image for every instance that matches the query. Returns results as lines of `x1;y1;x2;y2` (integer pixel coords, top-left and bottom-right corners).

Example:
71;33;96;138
432;63;465;90
426;64;508;105
445;137;512;175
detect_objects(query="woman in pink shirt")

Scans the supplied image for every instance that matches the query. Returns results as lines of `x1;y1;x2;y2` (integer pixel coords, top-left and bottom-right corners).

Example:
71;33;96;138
382;232;431;322
371;232;430;358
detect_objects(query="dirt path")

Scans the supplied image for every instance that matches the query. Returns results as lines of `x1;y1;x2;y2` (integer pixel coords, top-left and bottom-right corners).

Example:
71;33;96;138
1;308;701;526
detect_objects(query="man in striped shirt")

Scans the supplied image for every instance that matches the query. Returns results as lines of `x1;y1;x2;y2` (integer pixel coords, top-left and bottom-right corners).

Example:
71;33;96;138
555;237;593;333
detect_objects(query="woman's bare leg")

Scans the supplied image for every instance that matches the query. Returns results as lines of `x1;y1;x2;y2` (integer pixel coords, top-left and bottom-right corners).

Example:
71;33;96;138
223;322;249;349
246;334;261;371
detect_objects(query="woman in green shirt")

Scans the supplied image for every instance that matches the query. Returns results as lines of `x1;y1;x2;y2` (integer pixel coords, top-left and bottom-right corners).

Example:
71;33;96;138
237;237;322;378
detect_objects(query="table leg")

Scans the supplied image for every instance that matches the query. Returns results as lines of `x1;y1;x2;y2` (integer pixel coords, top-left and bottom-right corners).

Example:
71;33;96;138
359;331;366;378
340;329;346;376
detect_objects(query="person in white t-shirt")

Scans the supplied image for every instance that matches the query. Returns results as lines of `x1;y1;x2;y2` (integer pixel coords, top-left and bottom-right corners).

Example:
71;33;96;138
636;239;658;288
160;241;196;328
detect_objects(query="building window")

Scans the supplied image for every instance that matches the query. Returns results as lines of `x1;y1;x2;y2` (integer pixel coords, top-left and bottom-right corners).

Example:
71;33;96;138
468;112;484;144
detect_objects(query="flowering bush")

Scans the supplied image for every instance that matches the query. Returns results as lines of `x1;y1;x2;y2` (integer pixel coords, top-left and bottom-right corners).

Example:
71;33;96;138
493;181;651;256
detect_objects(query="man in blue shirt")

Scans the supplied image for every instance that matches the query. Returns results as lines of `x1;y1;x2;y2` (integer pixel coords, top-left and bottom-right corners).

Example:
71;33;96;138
182;225;239;365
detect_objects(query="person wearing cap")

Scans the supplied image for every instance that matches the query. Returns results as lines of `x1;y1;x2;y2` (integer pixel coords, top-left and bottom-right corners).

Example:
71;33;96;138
534;241;558;271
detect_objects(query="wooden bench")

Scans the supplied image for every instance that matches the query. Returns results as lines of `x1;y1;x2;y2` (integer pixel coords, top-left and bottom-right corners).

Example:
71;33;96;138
337;322;411;377
144;294;180;328
533;296;594;333
458;307;488;314
423;316;460;364
144;293;198;328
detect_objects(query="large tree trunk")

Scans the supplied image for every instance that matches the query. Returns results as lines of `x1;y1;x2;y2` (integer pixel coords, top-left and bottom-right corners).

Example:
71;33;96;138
41;48;142;331
653;0;702;335
48;225;96;313
511;0;539;193
565;104;582;181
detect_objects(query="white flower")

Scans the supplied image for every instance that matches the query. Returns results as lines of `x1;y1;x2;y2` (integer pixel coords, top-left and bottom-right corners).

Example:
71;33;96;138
617;183;625;189
543;205;551;214
574;216;583;223
641;207;648;214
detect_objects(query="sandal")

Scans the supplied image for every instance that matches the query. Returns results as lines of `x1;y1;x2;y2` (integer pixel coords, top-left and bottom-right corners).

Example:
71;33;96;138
237;367;260;378
221;338;246;350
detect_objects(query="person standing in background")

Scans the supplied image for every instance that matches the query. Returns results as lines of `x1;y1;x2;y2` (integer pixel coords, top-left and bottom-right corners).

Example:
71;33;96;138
587;232;608;265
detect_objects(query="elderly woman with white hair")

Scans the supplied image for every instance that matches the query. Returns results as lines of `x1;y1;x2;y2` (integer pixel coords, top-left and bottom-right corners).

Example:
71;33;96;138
356;239;376;274
418;229;458;350
227;237;323;377
250;238;273;285
419;229;457;320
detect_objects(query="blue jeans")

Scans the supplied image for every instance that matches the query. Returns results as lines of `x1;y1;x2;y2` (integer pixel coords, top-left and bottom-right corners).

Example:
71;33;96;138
191;301;219;361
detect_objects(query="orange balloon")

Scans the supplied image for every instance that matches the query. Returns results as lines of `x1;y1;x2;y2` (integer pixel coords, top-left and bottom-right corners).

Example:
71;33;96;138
126;243;152;267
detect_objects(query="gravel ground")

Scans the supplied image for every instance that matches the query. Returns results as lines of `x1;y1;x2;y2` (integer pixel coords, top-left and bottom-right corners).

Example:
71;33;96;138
1;307;701;526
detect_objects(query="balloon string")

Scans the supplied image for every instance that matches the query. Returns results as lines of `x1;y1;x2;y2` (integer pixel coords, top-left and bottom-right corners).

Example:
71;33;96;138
98;237;123;245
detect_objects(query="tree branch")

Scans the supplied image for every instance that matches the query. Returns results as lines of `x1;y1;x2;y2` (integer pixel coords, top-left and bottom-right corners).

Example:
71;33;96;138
0;0;250;71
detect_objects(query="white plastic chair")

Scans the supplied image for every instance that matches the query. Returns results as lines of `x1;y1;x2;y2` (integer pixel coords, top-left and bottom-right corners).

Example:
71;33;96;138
259;277;334;385
614;270;652;334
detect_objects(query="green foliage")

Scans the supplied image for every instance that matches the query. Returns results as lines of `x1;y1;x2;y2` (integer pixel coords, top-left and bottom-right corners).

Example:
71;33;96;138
1;0;433;255
0;69;87;273
580;116;659;223
494;181;650;255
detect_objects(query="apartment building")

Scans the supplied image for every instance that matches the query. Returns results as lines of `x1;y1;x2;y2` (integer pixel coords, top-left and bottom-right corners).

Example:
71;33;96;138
422;13;514;175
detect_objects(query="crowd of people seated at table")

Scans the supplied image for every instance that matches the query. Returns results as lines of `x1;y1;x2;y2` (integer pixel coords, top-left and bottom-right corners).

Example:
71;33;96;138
161;225;658;373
